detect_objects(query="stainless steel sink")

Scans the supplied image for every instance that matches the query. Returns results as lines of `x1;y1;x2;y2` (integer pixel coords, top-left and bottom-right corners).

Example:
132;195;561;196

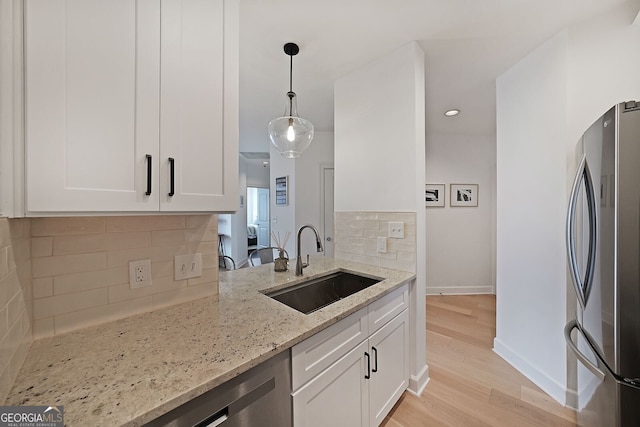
264;271;382;314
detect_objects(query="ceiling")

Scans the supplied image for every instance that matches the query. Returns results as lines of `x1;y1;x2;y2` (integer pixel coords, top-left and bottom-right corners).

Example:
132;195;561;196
239;0;630;153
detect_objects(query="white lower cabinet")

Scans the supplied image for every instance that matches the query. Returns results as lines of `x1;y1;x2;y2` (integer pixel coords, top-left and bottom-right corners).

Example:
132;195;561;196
368;310;409;425
291;284;410;427
292;340;370;427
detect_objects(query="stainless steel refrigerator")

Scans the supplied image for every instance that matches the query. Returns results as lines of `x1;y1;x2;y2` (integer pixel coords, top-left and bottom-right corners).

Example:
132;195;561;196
565;101;640;426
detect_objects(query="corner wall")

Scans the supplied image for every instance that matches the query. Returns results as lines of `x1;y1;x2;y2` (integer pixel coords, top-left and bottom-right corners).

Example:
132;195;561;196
495;0;640;405
334;41;428;396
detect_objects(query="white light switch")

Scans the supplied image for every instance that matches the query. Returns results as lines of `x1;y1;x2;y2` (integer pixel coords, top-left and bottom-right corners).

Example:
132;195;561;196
388;222;405;239
377;237;387;253
174;253;203;280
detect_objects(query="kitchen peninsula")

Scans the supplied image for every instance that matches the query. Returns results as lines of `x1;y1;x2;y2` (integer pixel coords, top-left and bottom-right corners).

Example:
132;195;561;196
4;258;414;426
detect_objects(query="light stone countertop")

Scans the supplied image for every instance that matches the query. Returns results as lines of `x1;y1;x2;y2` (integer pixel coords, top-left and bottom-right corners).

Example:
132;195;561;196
5;257;415;426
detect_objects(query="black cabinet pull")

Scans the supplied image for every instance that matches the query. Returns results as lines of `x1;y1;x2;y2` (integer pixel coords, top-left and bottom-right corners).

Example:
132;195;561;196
364;352;370;379
168;157;175;197
372;346;378;373
145;154;152;195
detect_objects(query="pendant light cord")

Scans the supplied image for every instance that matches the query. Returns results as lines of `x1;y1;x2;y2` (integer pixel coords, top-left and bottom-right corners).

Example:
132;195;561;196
288;53;294;115
289;53;293;93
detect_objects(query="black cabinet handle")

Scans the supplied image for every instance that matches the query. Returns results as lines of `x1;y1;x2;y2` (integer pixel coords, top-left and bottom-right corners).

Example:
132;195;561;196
168;157;175;197
364;352;370;380
372;346;378;373
145;154;152;195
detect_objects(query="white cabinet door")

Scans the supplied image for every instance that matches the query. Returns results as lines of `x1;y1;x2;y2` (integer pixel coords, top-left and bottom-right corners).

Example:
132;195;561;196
25;0;160;212
160;0;238;212
368;310;409;426
24;0;238;214
293;340;370;427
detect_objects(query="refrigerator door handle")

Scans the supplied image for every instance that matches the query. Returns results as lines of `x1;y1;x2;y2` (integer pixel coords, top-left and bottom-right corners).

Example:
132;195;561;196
565;320;605;381
566;153;598;309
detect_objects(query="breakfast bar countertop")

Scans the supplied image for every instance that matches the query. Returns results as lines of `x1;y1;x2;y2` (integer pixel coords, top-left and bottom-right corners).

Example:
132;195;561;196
4;257;415;426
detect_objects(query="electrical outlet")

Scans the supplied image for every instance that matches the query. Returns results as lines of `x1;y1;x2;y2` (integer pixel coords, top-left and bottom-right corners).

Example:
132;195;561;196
388;222;405;239
377;237;387;253
129;259;152;289
174;253;203;280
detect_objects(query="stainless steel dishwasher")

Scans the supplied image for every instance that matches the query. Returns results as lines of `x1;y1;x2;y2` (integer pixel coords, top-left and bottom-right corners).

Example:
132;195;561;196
145;350;291;427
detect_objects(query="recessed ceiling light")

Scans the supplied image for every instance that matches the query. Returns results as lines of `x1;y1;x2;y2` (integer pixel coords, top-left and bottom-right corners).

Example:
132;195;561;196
444;109;460;117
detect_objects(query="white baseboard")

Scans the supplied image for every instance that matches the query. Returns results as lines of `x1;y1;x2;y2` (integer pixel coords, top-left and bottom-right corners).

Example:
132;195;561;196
407;363;429;397
493;338;567;405
426;286;495;295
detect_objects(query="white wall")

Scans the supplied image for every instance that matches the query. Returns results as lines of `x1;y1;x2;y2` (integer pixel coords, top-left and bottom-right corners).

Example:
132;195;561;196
495;0;640;405
496;31;569;404
334;46;419;212
426;133;496;294
334;41;428;396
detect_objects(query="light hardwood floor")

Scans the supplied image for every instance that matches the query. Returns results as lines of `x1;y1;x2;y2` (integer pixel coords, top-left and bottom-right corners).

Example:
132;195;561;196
382;295;577;426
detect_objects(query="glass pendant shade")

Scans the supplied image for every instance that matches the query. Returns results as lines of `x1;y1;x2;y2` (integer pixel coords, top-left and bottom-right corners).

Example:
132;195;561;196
268;91;314;158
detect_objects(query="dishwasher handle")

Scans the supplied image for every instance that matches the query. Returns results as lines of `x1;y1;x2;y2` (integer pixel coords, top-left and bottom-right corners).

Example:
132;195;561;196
195;377;275;426
201;409;228;427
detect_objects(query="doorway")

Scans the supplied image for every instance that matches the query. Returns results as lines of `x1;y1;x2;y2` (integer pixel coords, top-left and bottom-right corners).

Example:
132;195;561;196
247;187;270;251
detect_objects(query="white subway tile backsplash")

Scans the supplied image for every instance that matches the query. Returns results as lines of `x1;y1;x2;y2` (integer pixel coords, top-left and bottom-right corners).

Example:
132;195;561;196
52;267;128;296
32;252;107;278
107;276;187;304
32;277;53;298
151;229;187;247
33;288;108;320
31;217;105;236
53;234;108;255
53;297;154;336
31;215;218;337
31;237;53;258
1;214;220;399
32;318;55;340
106;215;185;232
334;211;416;273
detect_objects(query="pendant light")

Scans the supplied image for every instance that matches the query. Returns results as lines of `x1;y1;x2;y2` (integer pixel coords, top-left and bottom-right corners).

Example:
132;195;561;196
268;43;314;158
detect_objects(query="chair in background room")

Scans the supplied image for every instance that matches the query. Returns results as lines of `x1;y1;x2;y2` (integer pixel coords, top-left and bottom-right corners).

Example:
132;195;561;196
248;247;289;266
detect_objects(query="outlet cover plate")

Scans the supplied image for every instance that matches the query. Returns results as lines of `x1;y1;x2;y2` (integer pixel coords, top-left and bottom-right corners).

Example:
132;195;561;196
174;253;203;280
388;222;405;239
129;259;152;289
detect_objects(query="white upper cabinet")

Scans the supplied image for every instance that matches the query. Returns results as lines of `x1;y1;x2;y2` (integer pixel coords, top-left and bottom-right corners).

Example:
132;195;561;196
24;0;238;214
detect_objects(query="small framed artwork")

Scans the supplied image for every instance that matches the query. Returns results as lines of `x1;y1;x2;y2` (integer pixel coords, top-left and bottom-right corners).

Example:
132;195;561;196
450;184;478;207
425;184;445;207
275;176;288;206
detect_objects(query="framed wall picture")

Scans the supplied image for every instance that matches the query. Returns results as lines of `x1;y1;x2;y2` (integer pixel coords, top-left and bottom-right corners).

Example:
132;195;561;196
275;176;288;206
450;184;478;207
425;184;445;207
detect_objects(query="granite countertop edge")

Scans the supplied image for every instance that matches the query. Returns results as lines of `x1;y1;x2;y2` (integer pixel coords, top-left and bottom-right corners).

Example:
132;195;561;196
5;257;415;426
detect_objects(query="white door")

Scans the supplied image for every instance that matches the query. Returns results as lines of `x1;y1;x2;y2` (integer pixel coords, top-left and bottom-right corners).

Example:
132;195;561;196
322;167;335;257
160;0;238;212
256;188;270;248
25;0;160;212
368;310;409;426
292;340;369;427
